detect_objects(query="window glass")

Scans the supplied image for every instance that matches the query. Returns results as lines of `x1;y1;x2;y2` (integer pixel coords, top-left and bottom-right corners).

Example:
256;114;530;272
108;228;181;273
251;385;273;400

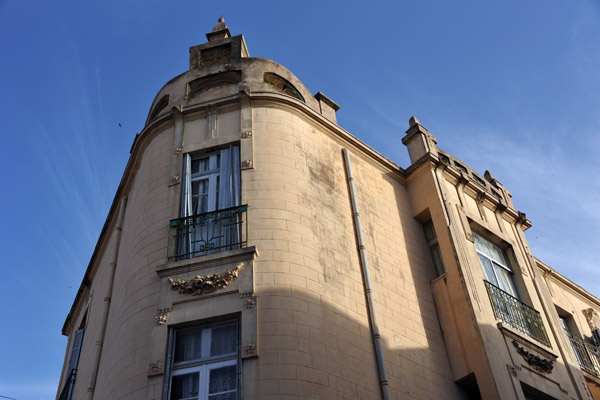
423;220;436;243
478;254;497;286
211;324;237;356
422;220;445;277
209;365;237;395
175;329;203;362
473;232;519;298
192;157;210;174
169;320;239;400
172;373;200;400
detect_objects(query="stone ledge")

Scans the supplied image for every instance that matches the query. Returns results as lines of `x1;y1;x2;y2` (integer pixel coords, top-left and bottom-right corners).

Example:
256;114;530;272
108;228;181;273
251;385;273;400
156;246;258;278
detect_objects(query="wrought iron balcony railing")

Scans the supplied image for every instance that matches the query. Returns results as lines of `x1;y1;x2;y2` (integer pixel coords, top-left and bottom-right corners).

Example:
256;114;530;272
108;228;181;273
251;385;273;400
58;369;77;400
484;280;551;347
168;205;248;260
564;330;600;377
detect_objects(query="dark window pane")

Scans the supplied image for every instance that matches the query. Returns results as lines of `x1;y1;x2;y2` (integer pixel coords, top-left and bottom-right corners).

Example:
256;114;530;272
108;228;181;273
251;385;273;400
430;243;445;276
423;220;436;243
175;330;203;362
171;373;199;400
209;365;236;394
211;325;237;356
192;158;210;174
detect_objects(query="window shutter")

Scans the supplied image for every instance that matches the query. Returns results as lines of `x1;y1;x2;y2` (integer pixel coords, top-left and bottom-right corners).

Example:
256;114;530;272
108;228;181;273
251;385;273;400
181;154;192;217
67;329;84;373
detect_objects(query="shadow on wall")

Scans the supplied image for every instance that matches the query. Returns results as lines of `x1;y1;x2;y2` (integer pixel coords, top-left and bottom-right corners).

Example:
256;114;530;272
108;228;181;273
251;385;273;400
245;284;467;400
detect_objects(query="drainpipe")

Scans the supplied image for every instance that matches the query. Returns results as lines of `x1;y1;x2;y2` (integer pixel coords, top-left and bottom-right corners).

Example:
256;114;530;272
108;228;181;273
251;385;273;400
87;196;128;400
342;148;391;400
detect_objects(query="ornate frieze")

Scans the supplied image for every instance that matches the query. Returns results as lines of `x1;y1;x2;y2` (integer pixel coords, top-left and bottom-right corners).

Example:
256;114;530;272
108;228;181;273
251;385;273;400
241;131;252;138
512;341;554;374
147;360;163;377
168;263;243;296
240;293;257;309
242;342;257;358
263;72;305;102
188;70;241;96
241;160;253;169
155;308;171;326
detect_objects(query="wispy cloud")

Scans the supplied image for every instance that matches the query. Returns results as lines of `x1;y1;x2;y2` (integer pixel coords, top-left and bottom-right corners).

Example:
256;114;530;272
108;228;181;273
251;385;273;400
444;123;600;297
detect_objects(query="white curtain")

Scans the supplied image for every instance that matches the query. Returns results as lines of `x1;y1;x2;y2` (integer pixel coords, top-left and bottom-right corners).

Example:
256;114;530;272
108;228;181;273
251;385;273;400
218;145;240;209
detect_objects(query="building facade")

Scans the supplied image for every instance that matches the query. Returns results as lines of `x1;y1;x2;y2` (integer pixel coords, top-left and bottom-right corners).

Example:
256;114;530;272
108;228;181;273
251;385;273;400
56;19;600;400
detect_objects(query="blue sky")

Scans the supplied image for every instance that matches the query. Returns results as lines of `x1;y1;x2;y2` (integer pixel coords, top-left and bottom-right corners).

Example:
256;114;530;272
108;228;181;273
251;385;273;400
1;1;599;399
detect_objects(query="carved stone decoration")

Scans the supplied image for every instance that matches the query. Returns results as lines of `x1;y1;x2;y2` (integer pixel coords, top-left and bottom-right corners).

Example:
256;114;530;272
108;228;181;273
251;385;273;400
508;365;518;377
240;293;257;309
188;70;241;96
199;44;231;67
170;175;180;185
148;360;163;377
583;308;600;331
512;341;554;374
155;308;170;326
168;263;243;296
241;131;252;138
242;342;257;358
241;160;253;169
263;72;305;102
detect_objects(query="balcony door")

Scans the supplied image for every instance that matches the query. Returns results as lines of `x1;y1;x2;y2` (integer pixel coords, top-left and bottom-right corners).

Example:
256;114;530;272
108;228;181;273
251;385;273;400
180;145;240;257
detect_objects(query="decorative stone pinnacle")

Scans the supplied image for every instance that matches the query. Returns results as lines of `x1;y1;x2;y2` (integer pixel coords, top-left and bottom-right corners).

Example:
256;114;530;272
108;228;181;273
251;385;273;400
207;16;231;41
213;16;226;31
409;116;420;127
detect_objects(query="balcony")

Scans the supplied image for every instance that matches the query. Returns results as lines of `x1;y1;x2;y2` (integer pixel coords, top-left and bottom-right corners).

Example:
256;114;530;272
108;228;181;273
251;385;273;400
564;330;600;377
58;369;76;400
484;280;551;347
168;205;248;260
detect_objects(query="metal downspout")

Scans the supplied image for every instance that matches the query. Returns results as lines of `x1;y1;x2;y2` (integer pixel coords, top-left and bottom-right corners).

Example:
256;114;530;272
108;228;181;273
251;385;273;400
342;148;391;400
86;196;128;400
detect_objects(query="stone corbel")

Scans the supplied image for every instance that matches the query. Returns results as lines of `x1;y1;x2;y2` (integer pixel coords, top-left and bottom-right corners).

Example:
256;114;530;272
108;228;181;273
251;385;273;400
494;203;507;233
475;191;487;222
455;174;469;209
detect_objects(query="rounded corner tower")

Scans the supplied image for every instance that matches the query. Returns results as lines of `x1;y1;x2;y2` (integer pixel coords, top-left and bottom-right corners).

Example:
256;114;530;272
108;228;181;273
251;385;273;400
56;17;599;400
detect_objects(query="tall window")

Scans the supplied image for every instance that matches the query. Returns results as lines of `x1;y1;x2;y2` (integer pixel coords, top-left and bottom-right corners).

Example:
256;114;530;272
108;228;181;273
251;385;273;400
181;146;240;216
423;220;445;277
59;328;84;400
473;232;519;298
166;320;239;400
177;145;241;258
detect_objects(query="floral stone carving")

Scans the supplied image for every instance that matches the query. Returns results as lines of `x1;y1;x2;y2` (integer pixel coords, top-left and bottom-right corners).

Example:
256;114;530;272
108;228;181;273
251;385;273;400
168;263;243;296
512;341;554;374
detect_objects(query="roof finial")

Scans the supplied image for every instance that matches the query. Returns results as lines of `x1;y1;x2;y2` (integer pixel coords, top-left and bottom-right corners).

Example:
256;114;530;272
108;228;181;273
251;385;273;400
207;16;231;41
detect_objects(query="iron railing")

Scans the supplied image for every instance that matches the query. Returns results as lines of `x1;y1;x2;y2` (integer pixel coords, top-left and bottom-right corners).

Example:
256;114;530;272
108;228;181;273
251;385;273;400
565;330;600;377
168;205;248;260
58;369;76;400
484;280;551;347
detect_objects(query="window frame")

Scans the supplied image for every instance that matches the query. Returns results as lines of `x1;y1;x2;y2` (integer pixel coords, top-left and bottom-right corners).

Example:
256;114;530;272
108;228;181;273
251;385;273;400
164;317;241;400
422;220;445;278
472;231;521;299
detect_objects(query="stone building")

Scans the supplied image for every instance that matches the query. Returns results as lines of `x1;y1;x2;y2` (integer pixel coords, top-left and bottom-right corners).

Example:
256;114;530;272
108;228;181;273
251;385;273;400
56;19;600;400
